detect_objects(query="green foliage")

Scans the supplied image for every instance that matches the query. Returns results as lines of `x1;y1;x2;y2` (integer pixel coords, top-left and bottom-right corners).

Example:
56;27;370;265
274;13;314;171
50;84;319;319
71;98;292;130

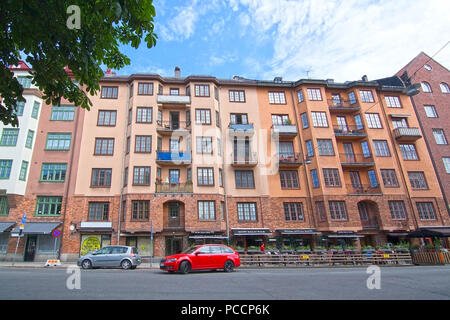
0;0;157;126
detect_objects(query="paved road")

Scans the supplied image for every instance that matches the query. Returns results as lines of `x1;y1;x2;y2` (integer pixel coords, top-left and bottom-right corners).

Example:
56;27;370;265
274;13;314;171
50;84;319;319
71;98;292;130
0;266;449;300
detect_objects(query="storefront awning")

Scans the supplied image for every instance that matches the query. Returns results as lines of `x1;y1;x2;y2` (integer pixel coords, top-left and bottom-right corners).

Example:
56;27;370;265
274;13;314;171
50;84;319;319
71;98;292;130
232;228;271;236
387;232;409;237
78;222;113;233
11;222;60;235
407;227;450;238
276;228;321;235
0;222;15;233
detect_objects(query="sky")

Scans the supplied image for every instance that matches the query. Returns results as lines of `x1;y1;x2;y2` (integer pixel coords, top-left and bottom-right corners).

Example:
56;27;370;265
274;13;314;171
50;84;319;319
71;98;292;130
117;0;450;82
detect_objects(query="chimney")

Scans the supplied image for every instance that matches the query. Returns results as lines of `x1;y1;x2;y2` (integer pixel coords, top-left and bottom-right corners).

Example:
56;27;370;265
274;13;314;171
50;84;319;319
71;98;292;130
174;66;181;78
362;75;368;82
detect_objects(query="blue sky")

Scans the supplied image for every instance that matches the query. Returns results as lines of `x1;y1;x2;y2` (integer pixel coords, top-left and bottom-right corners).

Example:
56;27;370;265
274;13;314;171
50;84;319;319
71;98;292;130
117;0;450;82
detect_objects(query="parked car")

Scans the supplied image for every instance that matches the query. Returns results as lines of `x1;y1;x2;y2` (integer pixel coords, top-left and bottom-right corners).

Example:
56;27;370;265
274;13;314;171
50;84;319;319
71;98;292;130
77;246;141;270
160;244;240;274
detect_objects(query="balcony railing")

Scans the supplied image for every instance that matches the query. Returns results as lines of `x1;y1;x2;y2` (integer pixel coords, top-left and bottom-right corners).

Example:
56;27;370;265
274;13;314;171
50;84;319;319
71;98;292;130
361;216;379;230
393;127;422;141
156;120;191;133
271;124;298;137
157;94;191;106
156;150;192;165
155;182;193;193
348;184;382;195
334;125;367;139
278;152;303;166
328;99;360;112
340;153;375;167
231;151;258;166
228;123;254;136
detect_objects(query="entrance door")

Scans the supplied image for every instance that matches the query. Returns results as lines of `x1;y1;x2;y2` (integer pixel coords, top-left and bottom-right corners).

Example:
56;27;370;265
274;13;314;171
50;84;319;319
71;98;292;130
170;112;180;130
165;236;183;256
24;235;37;261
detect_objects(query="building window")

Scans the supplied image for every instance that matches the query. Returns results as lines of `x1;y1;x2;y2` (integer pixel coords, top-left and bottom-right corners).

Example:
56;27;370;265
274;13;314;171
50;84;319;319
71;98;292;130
17;76;31;88
219;168;223;187
198;201;215;220
0;196;9;216
138;82;153;95
170;88;179;95
220;201;225;220
432;129;448;145
45;133;71;151
133;166;150;185
195;84;210;97
41;163;67;182
416;202;436;220
101;86;118;99
196;136;213;154
13;101;25;116
297;90;304;102
268;91;286;104
88;202;109;221
135;136;152;153
306;88;322;101
235;170;255;188
440;82;450;93
229;90;245;102
306;140;314;157
424;105;438;118
237;202;257;221
311;112;328;127
311;169;319;188
420;82;432;93
300;113;309;129
373;140;390;157
132;200;149;220
136;107;153;123
323;168;341;187
392;117;408;129
0;128;19;146
216;111;220;127
443;157;450;173
385;96;402;108
94;138;114;155
51;105;75;121
365;113;382;128
329;201;347;220
129;84;133;97
197;167;214;186
280;170;299;189
19;161;28;181
348;92;357;104
97;110;117;126
317;139;334;156
0;160;12;179
389;201;407;220
36;196;62;216
408;171;428;189
359;90;374;102
283;203;304;221
399;144;418;160
91;168;112;187
195;109;211;125
380;169;399;187
424;64;432;71
272;114;290;125
368;170;378;187
30;101;40;119
124;167;128;187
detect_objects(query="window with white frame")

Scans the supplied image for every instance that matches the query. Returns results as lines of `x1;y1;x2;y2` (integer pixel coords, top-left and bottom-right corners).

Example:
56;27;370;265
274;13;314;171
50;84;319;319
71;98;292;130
307;88;322;101
268;91;286;104
198;201;215;220
385;96;401;108
311;112;328;127
432;129;448;145
442;157;450;173
440;82;449;93
359;90;374;102
421;82;432;93
365;113;382;128
424;105;438;118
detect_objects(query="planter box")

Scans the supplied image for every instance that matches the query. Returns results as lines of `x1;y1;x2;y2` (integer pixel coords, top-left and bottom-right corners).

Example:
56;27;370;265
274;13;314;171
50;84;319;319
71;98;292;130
296;250;311;254
394;248;409;252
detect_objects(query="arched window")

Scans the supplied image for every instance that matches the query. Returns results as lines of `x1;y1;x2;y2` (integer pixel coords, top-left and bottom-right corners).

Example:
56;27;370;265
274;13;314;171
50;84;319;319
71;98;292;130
421;82;432;93
440;82;450;93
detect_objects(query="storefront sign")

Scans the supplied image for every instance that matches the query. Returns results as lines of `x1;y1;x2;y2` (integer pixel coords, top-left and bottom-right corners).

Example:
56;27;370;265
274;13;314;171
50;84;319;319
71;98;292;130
80;235;101;256
232;229;271;236
278;229;319;235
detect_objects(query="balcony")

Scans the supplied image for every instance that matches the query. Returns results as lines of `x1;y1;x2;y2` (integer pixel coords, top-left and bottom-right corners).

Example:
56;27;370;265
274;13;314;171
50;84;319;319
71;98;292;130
348;184;382;195
231;152;258;167
361;216;379;230
157;94;191;108
228;123;254;136
328;99;361;113
393;127;422;141
156;150;192;165
340;153;375;167
278;152;303;167
271;124;298;139
156;120;191;135
334;125;367;140
155;182;193;194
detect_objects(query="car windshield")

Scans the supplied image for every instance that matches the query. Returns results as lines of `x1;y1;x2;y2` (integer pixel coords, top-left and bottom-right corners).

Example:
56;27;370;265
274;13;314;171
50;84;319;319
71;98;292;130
181;246;199;254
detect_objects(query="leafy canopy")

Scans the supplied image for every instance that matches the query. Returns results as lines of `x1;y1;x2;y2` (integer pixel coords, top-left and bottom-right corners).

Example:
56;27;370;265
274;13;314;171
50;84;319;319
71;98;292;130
0;0;157;126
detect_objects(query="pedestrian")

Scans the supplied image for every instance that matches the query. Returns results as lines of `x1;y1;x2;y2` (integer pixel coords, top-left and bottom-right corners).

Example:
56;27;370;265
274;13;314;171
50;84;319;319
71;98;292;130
260;243;265;254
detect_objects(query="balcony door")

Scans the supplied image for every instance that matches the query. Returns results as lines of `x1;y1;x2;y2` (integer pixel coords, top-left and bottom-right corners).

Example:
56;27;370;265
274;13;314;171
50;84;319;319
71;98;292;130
343;143;355;161
349;171;362;188
234;137;250;162
170;138;180;153
331;94;342;106
337;116;348;132
169;169;180;184
170;112;180;130
279;141;294;158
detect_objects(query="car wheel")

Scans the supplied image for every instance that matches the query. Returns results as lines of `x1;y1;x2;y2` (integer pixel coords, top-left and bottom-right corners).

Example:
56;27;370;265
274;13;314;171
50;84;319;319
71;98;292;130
81;259;92;270
224;260;234;272
178;261;191;274
121;259;132;270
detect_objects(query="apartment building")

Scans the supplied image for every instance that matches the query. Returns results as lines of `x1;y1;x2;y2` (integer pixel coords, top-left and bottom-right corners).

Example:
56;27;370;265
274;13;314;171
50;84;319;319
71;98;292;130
395;52;450;214
0;62;449;262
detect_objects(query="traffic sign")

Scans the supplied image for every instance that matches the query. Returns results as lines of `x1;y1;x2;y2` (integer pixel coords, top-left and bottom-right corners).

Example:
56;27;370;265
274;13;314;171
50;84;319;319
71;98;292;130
20;214;27;224
52;229;61;238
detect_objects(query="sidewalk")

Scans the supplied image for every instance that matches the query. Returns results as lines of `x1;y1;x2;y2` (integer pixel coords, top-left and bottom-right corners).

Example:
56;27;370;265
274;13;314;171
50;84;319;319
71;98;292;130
0;261;161;269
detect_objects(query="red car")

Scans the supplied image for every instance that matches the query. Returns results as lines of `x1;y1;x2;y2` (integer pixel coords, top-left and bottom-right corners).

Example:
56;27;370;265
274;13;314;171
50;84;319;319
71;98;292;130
160;244;241;274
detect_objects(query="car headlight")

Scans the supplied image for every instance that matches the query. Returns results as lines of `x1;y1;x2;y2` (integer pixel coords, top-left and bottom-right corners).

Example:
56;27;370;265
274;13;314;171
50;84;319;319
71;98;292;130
167;258;177;262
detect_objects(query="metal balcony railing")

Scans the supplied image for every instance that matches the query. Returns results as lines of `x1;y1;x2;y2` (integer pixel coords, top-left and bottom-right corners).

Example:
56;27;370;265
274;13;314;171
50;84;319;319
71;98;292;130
231;151;258;166
156;150;192;164
328;99;360;111
156;120;191;131
348;184;382;195
340;153;374;166
361;216;379;230
155;182;193;193
228;123;255;135
271;124;298;136
333;125;366;138
278;152;303;166
393;127;422;140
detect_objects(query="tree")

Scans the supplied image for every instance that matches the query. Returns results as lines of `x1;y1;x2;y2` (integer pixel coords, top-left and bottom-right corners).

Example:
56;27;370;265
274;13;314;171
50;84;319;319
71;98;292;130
0;0;157;127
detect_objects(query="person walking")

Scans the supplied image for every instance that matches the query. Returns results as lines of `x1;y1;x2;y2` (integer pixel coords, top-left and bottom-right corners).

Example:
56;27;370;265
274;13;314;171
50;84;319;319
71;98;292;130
260;243;265;254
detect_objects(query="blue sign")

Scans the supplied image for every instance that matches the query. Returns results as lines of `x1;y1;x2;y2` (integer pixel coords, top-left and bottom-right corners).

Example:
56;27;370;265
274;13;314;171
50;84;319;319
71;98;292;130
20;214;27;224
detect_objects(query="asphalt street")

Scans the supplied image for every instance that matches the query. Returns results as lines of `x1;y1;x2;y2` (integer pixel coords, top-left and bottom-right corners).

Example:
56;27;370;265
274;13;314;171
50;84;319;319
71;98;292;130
0;265;449;300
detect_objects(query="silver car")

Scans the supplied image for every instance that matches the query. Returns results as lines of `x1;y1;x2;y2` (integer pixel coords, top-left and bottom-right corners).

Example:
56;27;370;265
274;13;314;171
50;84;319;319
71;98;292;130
77;246;141;270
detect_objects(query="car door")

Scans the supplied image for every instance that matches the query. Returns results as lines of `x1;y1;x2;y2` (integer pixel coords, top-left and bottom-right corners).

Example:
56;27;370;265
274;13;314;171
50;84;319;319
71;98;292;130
92;247;112;267
109;246;126;267
209;246;227;268
192;246;212;270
